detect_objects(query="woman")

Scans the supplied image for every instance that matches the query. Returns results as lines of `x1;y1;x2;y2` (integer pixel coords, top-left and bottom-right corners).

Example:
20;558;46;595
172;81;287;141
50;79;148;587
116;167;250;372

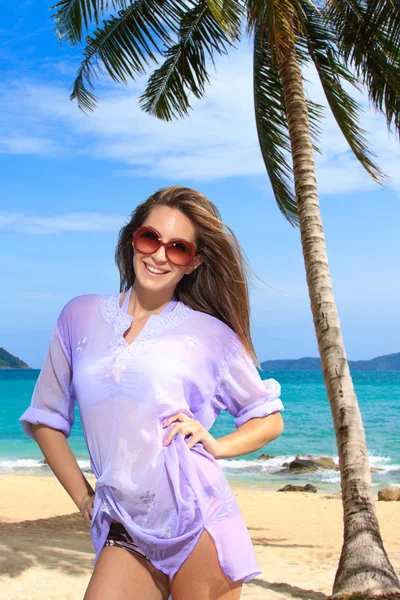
19;185;284;600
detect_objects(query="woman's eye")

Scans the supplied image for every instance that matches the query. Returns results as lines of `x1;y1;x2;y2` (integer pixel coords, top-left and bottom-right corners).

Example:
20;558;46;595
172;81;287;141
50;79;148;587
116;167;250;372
144;233;159;241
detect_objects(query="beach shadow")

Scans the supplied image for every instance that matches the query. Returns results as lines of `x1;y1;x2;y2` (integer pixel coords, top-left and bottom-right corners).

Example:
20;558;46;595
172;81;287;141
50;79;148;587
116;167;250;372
251;535;316;549
247;578;329;599
0;512;95;578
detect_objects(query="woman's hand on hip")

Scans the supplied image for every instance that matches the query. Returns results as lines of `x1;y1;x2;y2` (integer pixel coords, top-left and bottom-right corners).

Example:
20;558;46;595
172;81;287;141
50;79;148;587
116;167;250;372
162;412;221;458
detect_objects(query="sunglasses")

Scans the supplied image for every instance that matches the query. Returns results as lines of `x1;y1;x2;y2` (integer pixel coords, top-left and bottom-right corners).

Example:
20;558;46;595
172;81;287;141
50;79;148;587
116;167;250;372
132;225;197;267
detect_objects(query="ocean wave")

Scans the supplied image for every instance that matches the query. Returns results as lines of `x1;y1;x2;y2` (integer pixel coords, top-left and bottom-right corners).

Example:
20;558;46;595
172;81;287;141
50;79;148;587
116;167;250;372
1;454;399;486
368;454;392;465
333;453;399;474
315;471;341;483
218;453;400;483
218;456;295;471
0;458;92;473
333;453;393;467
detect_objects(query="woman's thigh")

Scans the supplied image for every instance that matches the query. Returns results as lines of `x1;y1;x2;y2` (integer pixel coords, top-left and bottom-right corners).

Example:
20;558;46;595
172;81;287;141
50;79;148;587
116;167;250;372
170;530;243;600
83;545;170;600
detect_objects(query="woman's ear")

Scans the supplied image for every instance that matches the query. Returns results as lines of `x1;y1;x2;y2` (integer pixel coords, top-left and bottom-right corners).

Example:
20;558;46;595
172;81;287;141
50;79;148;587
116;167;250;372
192;255;204;272
185;254;203;276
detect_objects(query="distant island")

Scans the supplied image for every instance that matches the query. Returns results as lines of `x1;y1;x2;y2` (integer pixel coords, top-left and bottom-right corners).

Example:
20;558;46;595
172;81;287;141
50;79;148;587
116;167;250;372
260;352;400;371
0;348;31;370
2;346;400;372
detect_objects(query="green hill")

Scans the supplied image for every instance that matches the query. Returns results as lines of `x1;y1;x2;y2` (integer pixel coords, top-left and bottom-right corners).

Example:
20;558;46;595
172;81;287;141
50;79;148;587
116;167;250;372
260;353;400;371
0;348;31;370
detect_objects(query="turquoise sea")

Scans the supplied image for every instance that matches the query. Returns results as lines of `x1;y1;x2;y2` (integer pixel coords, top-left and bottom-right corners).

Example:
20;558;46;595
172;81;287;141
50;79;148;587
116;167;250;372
1;369;399;493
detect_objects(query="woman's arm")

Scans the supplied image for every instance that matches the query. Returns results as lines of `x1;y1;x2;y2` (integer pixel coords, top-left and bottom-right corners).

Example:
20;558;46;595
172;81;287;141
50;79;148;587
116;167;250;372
19;315;95;522
209;411;284;459
32;424;95;521
164;336;285;459
162;411;284;459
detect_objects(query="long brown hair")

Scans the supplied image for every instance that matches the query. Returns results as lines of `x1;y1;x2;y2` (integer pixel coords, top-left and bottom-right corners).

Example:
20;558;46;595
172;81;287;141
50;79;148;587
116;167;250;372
115;185;260;367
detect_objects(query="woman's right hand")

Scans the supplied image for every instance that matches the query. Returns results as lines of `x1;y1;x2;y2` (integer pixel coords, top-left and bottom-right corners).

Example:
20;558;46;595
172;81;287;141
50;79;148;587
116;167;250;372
78;492;95;523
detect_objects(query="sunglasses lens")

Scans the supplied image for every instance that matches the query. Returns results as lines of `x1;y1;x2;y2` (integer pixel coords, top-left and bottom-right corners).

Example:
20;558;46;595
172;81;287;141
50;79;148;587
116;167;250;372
167;242;193;266
135;229;160;254
134;227;194;266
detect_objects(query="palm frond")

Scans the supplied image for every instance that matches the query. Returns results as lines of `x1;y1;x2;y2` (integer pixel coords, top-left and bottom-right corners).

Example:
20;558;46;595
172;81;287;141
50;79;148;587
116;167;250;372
246;0;313;61
300;2;385;184
204;0;244;38
305;98;324;154
51;0;127;44
325;0;400;137
253;21;298;226
296;42;325;154
365;0;400;49
70;0;189;112
139;0;241;120
247;0;295;55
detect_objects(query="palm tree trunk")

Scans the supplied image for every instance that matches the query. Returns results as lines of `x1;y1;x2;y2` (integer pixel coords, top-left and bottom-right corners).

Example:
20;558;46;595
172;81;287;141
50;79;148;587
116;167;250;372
275;35;400;599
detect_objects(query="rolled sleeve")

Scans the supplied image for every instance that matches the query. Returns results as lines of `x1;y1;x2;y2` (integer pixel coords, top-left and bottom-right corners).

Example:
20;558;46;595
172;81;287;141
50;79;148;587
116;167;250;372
212;342;284;429
19;406;72;440
19;322;76;440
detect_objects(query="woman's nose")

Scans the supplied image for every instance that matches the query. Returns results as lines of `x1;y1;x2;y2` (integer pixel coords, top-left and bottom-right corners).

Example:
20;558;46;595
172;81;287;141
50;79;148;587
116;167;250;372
152;244;168;263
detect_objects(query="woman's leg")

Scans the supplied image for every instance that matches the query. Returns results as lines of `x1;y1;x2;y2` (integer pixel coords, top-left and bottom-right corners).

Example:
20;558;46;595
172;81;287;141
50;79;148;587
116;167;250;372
170;530;243;600
83;545;170;600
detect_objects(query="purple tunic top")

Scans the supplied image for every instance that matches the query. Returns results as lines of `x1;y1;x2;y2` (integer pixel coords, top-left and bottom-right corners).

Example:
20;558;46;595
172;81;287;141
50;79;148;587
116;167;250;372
19;286;284;582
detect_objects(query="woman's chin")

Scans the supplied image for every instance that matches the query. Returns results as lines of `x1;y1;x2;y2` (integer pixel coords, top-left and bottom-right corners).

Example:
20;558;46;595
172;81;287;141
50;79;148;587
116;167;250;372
134;274;177;295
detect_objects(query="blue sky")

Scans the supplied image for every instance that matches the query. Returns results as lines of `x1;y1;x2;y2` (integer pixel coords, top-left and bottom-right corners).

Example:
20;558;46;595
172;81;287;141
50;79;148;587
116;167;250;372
1;1;400;369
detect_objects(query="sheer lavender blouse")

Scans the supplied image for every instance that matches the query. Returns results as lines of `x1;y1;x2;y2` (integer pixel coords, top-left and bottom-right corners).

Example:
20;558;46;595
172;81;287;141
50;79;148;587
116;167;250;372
19;286;284;582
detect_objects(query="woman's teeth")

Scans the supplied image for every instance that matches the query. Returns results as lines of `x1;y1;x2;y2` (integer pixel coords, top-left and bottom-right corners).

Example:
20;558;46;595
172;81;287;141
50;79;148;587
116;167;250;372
145;263;168;275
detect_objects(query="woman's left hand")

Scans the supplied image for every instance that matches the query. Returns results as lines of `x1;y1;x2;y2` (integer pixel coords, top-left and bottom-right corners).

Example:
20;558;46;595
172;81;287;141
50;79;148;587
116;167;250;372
162;412;221;458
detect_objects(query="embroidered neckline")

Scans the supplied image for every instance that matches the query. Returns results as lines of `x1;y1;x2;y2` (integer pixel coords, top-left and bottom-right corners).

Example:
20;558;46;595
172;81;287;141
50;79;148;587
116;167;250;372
100;292;191;359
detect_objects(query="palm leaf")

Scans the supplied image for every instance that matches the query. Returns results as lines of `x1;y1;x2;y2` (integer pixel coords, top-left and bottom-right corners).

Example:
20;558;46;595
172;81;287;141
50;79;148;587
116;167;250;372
139;0;242;120
296;42;325;154
299;2;385;184
253;21;299;226
304;98;324;155
366;0;400;49
70;0;190;112
247;0;296;56
325;0;400;137
51;0;127;44
204;0;244;38
246;0;313;61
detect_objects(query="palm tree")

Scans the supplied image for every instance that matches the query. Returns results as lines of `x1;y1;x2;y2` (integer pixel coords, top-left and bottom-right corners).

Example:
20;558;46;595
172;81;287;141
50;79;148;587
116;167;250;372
50;0;400;597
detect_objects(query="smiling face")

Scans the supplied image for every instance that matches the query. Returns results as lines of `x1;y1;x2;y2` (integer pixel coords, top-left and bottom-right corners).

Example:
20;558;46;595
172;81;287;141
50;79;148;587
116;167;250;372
132;205;204;296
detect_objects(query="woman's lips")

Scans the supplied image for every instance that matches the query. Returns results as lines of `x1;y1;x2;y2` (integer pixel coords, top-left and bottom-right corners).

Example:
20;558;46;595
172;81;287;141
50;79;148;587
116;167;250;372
144;262;169;276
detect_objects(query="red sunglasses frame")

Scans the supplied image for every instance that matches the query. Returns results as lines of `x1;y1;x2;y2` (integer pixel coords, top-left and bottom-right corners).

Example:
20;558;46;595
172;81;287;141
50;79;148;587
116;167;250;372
132;225;197;267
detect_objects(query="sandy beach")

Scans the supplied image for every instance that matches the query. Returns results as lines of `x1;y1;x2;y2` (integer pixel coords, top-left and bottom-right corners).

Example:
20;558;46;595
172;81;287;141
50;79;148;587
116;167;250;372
0;474;399;600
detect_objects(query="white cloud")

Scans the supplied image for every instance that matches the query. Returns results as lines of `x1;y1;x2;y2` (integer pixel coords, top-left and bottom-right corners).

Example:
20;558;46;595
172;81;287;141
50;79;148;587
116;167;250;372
0;135;57;155
0;211;127;234
0;212;21;229
0;42;399;194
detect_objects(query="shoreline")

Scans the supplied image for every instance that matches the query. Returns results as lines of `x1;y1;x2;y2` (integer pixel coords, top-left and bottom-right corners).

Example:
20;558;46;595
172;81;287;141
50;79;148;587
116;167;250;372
0;470;339;494
1;474;399;599
0;454;400;498
0;467;344;495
